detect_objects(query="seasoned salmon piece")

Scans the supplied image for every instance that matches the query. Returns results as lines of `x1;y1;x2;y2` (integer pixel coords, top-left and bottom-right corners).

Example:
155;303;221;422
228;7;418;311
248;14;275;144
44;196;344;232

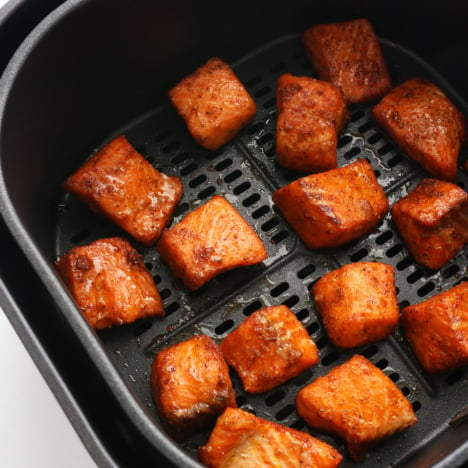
151;334;236;440
199;407;342;468
302;19;391;103
55;237;164;329
219;305;319;393
312;262;399;348
62;135;183;246
372;78;466;181
168;57;256;150
401;282;468;374
391;178;468;269
272;159;389;249
156;195;267;290
276;73;348;173
296;355;418;461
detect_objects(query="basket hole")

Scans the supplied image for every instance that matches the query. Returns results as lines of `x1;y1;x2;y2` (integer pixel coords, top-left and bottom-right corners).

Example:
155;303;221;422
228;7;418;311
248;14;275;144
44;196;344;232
243;193;261;207
248;122;265;135
265;146;275;157
224;170;242;183
71;229;91;244
316;336;329;349
297;264;316;279
388;372;400;382
350;110;365;122
271;282;289;297
350;248;368;262
442;264;460;279
376;358;389;370
236;395;247;407
133;320;152;337
282;295;299;308
368;132;382;144
252;205;270;219
322;350;341;366
344;147;361;160
215;158;233;171
407;270;424;284
262;217;280;232
338;135;352;148
361;344;379;359
171;152;189;165
293;369;313;387
388;154;403;167
358;121;373;133
160;288;171;300
233;181;251;195
215;319;234;335
276;405;295;421
386;244;403;258
307;322;320;335
412;401;422;412
257;133;274;145
144;262;153;271
180;162;197;176
272;230;289;243
376;230;393;245
417;282;435;297
296;309;309;321
400;300;410;309
378;143;394;156
243;300;263;316
174;202;189;217
397;256;413;271
189;174;207;188
165;301;180;315
401;387;410;396
290;420;307;430
153;275;162;284
265;390;285;406
198;186;216;200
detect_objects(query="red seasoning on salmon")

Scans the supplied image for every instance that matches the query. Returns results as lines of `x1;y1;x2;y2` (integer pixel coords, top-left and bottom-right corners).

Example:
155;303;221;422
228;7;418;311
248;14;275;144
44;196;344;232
401;281;468;374
151;334;236;440
272;159;389;249
372;78;466;181
55;237;164;329
219;305;319;393
302;18;391;103
62;135;184;246
312;262;399;348
391;178;468;269
276;73;348;173
169;57;257;150
296;355;418;461
199;407;343;468
156;195;267;290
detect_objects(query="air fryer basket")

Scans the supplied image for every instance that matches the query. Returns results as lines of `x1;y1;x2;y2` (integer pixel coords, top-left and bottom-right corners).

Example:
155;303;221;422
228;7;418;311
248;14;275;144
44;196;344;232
0;0;467;467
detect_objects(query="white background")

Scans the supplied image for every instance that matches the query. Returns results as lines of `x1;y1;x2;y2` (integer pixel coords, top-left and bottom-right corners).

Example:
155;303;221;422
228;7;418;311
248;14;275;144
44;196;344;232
0;1;97;466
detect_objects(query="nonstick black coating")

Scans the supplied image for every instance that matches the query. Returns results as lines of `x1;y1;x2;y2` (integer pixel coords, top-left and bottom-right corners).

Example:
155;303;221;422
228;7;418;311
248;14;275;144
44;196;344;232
55;35;468;467
0;0;467;466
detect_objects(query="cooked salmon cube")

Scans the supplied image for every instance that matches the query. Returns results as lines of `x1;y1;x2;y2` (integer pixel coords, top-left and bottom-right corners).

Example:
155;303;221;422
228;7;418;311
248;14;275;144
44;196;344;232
302;18;391;103
156;195;267;290
199;407;342;468
401;282;468;374
372;78;466;181
276;73;348;173
272;159;389;249
168;57;257;150
62;135;184;246
55;237;164;329
312;262;399;348
219;305;319;393
391;178;468;269
296;355;418;461
151;334;236;440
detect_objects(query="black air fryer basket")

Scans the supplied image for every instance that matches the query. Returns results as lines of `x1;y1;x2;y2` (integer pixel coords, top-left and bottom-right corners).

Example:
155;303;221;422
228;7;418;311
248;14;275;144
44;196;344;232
0;1;467;467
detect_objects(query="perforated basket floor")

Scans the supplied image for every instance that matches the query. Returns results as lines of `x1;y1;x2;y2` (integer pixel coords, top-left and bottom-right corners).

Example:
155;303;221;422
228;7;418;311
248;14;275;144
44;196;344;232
56;35;468;467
